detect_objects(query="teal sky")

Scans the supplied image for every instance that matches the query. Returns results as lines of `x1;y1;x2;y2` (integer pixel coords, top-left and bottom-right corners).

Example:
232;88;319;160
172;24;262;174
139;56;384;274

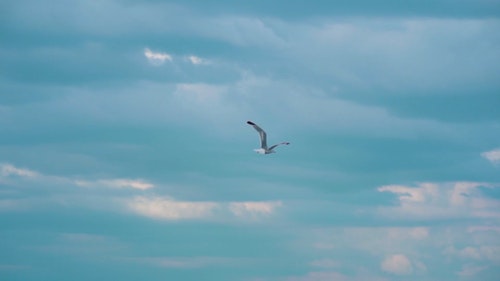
1;0;500;280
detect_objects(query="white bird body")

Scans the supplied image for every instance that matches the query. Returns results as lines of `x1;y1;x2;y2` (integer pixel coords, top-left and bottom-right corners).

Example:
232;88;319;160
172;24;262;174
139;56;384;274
254;148;267;154
247;121;289;154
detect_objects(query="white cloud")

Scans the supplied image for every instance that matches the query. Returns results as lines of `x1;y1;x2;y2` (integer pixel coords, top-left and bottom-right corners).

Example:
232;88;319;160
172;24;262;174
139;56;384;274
144;48;172;65
126;197;282;220
77;179;154;190
377;182;500;219
307;226;433;271
229;201;282;218
378;183;438;203
126;197;284;221
187;55;206;65
449;182;482;205
0;163;38;178
0;163;282;222
481;148;500;165
1;163;154;191
127;196;218;220
380;254;413;275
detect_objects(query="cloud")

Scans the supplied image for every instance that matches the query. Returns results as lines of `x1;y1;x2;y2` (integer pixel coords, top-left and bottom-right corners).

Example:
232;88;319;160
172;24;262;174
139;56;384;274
229;201;282;218
0;163;38;178
187;55;206;65
2;163;155;192
380;254;412;275
1;163;283;222
377;182;500;220
481;148;500;165
144;48;172;65
76;179;154;190
126;196;218;220
306;226;433;274
378;183;439;203
126;197;284;221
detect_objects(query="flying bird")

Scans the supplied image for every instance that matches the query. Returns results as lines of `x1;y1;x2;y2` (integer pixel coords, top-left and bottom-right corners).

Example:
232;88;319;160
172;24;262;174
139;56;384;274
247;121;290;154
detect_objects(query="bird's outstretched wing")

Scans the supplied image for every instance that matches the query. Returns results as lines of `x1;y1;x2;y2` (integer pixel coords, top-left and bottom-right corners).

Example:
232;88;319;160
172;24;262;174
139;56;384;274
247;121;267;149
268;142;290;151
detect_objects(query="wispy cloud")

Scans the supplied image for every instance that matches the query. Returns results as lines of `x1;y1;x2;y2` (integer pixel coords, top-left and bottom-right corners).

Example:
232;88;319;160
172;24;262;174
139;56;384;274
187;55;207;65
126;196;218;220
126;196;283;221
377;182;500;219
378;183;439;203
481;148;500;165
76;179;154;190
380;254;413;275
0;163;38;178
229;201;282;218
306;226;433;269
2;163;155;191
1;163;283;222
144;48;172;65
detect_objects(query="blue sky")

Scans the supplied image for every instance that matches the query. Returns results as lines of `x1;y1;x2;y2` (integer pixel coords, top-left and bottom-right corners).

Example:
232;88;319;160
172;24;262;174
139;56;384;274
1;0;500;280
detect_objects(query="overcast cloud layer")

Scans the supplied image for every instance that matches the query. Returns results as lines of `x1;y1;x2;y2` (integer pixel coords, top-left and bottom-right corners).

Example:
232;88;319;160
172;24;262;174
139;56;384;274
1;0;499;280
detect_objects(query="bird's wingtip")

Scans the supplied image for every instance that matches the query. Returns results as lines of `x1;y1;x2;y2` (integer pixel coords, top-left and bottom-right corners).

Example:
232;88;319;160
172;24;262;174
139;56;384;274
246;121;255;125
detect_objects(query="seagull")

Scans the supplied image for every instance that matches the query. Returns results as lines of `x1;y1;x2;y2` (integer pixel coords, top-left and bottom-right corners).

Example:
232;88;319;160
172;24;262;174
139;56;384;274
247;121;290;154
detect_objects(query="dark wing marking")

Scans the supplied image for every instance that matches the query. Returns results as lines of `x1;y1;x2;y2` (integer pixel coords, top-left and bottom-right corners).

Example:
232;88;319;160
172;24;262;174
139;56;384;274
268;142;290;151
247;121;267;149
